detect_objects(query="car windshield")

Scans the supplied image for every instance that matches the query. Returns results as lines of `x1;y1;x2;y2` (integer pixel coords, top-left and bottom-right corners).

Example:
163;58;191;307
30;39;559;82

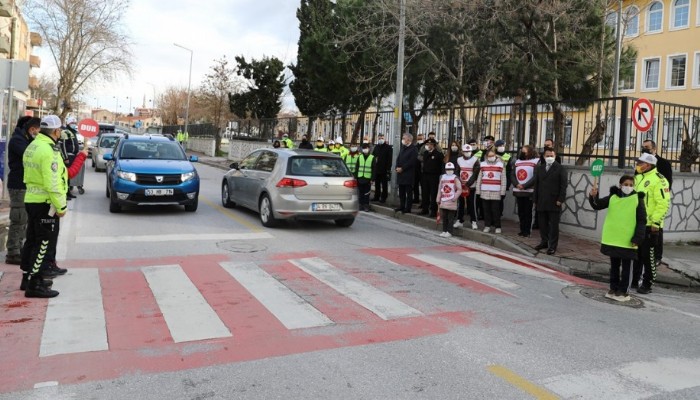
120;142;185;160
288;156;352;177
99;137;119;148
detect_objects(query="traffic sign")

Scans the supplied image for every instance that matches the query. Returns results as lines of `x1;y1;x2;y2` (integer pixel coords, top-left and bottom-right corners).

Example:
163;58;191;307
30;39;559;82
632;98;654;132
590;159;604;177
77;118;99;138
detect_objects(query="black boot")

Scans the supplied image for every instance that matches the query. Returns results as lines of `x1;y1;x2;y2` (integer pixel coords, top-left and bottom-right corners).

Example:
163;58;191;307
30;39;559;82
49;261;68;275
25;276;59;298
20;273;53;291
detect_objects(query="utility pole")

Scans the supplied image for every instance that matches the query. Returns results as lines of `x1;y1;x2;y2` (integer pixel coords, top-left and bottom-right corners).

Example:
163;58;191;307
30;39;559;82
390;0;406;205
612;0;623;97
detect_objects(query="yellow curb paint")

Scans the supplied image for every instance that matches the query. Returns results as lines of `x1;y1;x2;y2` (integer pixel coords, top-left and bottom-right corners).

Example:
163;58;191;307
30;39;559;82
487;365;560;400
200;196;262;232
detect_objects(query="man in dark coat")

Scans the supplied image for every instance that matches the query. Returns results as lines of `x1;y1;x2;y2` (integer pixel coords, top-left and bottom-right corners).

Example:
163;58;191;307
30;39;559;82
533;148;567;255
420;138;444;217
297;134;314;150
641;139;672;265
394;133;418;213
371;133;393;203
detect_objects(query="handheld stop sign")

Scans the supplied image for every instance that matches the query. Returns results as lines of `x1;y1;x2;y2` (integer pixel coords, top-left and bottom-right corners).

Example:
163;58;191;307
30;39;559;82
77;118;99;138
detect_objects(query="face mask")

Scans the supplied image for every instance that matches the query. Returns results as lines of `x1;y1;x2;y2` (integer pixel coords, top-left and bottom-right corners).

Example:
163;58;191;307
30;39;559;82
362;148;369;154
487;156;496;162
463;152;472;158
451;146;458;152
484;142;491;148
519;152;527;160
378;139;385;145
545;157;555;164
642;148;652;154
426;146;434;152
446;169;454;175
497;146;505;153
350;147;358;152
417;140;424;144
301;138;308;142
621;186;634;195
635;165;644;174
69;124;78;130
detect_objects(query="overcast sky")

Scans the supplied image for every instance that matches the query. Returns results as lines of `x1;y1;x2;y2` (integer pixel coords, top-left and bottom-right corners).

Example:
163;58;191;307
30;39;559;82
36;0;301;113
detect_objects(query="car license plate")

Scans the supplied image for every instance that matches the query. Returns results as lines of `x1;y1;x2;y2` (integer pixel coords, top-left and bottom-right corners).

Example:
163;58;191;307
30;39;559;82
145;189;174;196
312;203;341;211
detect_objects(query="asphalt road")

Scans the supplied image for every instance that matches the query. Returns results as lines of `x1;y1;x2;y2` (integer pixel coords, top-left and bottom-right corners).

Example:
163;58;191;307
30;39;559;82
1;162;699;400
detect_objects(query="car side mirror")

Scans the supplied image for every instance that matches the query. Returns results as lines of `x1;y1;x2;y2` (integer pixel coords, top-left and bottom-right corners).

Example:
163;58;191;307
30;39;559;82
189;155;199;162
103;153;113;161
229;162;239;170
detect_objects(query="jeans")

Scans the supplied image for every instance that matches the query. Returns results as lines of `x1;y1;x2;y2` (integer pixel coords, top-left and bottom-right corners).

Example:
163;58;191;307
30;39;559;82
7;189;28;257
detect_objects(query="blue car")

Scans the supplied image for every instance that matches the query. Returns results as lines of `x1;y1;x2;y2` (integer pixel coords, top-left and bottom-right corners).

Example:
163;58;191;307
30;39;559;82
104;135;200;213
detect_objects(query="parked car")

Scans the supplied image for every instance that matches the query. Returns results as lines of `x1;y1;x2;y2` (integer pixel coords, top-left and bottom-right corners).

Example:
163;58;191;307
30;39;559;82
92;133;122;172
86;136;98;157
104;134;199;213
221;149;359;227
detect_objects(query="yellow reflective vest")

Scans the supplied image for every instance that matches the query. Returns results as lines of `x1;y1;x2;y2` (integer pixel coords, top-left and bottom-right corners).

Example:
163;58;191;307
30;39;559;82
23;133;68;213
634;168;671;228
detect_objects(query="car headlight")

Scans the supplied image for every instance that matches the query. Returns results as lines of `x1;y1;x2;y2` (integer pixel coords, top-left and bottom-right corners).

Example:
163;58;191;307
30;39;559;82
181;171;196;182
117;171;137;182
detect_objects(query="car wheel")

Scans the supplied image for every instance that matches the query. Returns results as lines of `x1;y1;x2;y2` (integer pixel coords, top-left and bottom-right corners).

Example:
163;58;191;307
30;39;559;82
109;191;121;213
185;196;198;212
106;182;110;198
221;182;235;208
259;194;278;227
92;159;95;168
335;218;355;227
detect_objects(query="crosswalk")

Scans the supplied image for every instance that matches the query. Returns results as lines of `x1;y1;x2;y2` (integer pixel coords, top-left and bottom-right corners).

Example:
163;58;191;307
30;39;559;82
0;246;582;393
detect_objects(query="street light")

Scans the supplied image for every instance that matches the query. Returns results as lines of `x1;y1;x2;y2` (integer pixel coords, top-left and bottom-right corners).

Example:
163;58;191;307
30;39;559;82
146;82;157;112
113;96;119;125
173;43;193;136
390;0;406;206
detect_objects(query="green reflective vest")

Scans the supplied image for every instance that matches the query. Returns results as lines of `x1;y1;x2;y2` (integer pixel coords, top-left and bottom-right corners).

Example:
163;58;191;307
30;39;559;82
634;169;671;227
314;146;328;152
500;153;511;163
283;138;294;149
357;154;374;179
601;194;638;249
23;133;68;213
345;154;360;174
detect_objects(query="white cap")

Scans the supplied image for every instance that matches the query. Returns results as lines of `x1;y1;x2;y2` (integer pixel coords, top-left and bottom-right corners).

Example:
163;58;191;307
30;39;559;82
316;137;324;142
462;144;473;152
445;162;455;170
65;116;77;125
637;153;657;165
335;137;343;145
329;140;335;145
40;115;62;130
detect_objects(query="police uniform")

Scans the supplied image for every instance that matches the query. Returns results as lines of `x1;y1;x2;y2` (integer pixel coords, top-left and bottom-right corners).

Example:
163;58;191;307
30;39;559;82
355;150;375;211
20;119;67;298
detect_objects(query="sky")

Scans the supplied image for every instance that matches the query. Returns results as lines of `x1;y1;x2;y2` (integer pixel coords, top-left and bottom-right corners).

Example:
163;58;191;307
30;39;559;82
35;0;301;114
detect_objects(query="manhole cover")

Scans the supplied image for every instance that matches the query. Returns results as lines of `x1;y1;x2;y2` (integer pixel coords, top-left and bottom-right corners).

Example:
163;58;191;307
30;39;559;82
578;287;645;308
217;241;267;253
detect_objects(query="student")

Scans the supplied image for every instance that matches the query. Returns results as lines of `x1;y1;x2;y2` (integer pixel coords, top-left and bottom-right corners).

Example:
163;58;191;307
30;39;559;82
589;175;646;302
437;162;462;237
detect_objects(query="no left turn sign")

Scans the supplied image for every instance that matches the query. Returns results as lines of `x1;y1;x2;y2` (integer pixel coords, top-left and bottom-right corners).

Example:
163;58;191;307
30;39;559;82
632;98;654;132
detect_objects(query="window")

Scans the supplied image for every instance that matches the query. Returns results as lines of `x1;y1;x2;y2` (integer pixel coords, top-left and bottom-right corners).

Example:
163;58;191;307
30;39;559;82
624;6;639;36
671;0;689;29
255;152;278;172
619;62;637;92
239;151;260;170
643;58;661;90
694;52;700;88
667;54;687;88
664;117;683;150
499;120;511;138
288;156;352;177
647;1;663;32
606;11;618;34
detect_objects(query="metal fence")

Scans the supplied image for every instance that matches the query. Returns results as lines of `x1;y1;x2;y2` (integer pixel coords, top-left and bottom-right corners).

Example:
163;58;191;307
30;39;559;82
161;123;218;137
226;97;700;172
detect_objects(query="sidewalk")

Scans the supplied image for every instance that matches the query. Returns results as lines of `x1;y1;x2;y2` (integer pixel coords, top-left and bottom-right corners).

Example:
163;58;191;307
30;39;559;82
192;151;700;288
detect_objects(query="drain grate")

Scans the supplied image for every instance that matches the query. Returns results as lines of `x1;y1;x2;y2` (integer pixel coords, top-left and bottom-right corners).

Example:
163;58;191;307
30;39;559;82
216;241;267;253
578;287;645;308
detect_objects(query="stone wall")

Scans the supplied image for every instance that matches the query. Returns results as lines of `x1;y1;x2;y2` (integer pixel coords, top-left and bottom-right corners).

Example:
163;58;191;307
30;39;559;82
186;137;216;157
502;166;700;242
227;139;270;161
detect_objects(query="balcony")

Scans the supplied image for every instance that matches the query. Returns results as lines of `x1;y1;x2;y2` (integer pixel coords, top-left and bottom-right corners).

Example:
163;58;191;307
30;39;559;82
30;32;42;47
0;34;9;54
0;1;11;18
30;55;41;68
29;76;39;89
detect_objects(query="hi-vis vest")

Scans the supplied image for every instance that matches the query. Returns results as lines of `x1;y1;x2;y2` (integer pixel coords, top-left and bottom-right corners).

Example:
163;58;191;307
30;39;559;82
357;154;374;179
315;146;328;152
439;175;458;202
457;156;478;187
345;154;359;174
512;158;539;193
601;194;639;249
480;160;504;192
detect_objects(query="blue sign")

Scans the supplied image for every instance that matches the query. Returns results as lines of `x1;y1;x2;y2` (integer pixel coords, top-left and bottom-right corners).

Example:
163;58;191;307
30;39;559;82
135;120;143;128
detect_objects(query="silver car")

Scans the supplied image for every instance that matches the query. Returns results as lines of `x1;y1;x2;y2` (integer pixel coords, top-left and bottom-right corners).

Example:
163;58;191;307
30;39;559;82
92;133;122;171
221;149;359;227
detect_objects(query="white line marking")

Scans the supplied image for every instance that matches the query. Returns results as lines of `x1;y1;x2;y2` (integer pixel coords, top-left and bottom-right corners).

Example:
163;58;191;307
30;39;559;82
460;252;566;283
143;265;231;343
33;381;59;389
409;254;519;292
641;299;700;321
76;232;273;244
289;257;422;320
220;262;333;329
55;203;74;261
618;357;700;392
40;269;108;357
0;271;3;282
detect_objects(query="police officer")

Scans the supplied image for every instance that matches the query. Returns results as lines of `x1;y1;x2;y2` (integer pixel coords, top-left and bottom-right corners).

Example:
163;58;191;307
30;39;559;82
345;143;360;175
20;115;67;298
60;117;80;199
355;143;375;212
632;153;671;294
282;133;294;149
314;137;328;152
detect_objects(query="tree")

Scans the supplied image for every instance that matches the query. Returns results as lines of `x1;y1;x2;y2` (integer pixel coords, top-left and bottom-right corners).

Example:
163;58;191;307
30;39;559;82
31;74;58;110
229;56;286;138
158;87;188;125
26;0;133;119
196;56;238;152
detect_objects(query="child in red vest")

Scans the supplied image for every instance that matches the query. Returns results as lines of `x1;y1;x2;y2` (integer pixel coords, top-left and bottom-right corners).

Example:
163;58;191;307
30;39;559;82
437;162;462;238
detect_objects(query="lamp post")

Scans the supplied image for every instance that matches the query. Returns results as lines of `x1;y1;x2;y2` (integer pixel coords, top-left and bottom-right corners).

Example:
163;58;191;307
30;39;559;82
389;0;406;205
174;43;193;135
113;96;119;125
126;96;132;116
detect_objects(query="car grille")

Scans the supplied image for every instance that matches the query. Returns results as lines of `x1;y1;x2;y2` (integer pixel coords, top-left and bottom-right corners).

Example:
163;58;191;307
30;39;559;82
136;174;181;185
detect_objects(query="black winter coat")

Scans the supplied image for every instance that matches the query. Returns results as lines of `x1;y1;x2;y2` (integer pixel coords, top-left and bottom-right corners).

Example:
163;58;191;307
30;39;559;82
372;143;393;175
395;144;418;185
589;186;647;260
533;161;568;212
421;150;444;175
7;127;33;189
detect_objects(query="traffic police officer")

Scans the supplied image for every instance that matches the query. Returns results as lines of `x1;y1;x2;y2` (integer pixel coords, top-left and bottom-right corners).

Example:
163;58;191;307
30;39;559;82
345;144;360;175
20;115;67;298
282;133;294;149
632;153;671;294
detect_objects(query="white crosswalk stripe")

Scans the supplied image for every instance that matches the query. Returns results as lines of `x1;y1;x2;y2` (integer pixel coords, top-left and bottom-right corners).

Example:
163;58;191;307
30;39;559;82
143;265;232;343
40;268;108;357
460;252;566;283
289;257;422;320
408;253;519;292
220;261;334;329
